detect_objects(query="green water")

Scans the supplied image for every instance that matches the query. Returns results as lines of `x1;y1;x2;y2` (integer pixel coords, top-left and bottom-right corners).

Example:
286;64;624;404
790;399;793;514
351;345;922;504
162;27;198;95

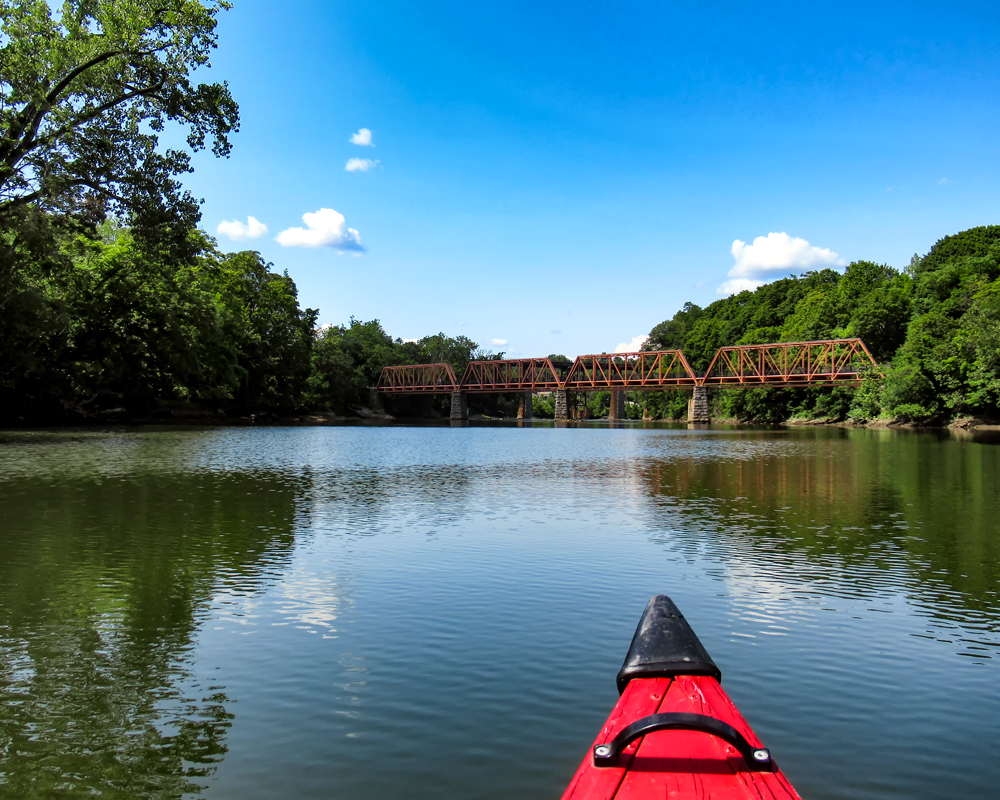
0;424;997;798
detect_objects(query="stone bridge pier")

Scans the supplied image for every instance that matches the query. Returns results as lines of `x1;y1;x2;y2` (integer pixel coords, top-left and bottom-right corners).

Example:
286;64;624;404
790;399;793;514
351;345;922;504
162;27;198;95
608;389;626;420
687;386;709;422
554;389;569;420
450;391;468;420
517;392;533;419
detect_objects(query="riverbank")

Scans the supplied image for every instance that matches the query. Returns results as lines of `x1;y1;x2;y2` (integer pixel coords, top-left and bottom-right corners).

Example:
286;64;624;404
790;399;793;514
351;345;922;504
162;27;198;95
6;406;1000;431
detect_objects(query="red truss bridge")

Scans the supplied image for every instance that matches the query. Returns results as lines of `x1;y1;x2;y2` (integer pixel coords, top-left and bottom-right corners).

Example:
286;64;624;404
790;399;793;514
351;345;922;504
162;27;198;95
376;339;879;394
375;338;881;421
460;358;567;392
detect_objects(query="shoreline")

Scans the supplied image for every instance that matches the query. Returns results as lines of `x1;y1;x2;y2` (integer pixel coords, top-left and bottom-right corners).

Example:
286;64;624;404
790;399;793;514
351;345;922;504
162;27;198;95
3;409;999;432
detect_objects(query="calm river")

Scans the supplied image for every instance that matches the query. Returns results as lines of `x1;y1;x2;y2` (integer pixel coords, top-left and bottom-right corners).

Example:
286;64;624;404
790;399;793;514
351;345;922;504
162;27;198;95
0;423;997;799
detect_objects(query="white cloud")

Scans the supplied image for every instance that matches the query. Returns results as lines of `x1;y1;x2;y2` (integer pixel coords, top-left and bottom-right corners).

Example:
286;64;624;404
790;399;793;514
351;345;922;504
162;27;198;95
492;338;508;345
719;232;843;294
217;216;268;240
402;338;419;344
276;208;364;251
345;158;379;172
350;128;373;146
615;334;648;353
717;278;766;296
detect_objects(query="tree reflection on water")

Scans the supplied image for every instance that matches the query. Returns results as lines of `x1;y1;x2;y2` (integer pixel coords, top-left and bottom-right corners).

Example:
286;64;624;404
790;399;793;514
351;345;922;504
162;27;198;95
631;428;1000;653
0;467;298;798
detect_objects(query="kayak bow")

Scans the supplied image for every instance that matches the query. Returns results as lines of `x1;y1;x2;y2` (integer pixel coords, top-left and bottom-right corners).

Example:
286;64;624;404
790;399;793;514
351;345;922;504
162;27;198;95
560;596;802;799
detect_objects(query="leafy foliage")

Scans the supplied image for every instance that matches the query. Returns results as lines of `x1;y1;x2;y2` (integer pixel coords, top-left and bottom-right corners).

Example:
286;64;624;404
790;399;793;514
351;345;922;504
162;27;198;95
642;227;1000;423
0;219;320;418
307;322;503;415
0;0;238;244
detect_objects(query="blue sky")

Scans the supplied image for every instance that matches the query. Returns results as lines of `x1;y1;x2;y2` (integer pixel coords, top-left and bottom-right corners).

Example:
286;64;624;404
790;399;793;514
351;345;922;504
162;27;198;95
183;0;1000;358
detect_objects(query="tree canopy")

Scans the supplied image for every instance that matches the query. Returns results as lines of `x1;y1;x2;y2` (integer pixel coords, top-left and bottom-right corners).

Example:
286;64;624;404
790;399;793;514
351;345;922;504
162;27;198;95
641;226;1000;424
0;0;238;240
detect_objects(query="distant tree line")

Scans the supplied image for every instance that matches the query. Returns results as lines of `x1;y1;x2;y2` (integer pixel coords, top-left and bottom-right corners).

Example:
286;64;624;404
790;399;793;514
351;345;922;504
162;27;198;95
0;218;505;420
639;225;1000;424
5;218;999;424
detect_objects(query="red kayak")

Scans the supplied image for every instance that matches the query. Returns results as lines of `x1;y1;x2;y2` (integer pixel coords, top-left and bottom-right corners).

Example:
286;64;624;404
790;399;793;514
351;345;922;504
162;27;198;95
561;596;802;800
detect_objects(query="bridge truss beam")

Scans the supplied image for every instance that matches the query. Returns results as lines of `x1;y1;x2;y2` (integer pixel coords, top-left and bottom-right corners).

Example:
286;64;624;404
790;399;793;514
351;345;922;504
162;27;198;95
460;358;565;392
376;363;458;394
700;338;880;387
564;350;698;389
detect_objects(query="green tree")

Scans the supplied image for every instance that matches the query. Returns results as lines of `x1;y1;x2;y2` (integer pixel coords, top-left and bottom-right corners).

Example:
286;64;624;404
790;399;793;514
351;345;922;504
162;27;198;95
959;280;1000;414
418;332;494;376
0;0;238;243
307;319;404;413
214;251;317;413
62;226;234;413
779;289;842;342
646;301;703;350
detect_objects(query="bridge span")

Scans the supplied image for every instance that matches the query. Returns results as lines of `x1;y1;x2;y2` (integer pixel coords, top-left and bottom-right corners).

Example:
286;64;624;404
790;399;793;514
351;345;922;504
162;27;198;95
375;338;879;422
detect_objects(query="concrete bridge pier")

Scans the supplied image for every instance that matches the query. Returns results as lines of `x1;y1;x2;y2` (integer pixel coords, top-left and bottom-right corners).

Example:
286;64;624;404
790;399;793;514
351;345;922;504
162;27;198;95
554;389;569;420
608;389;625;420
517;392;533;419
687;386;710;422
450;391;468;420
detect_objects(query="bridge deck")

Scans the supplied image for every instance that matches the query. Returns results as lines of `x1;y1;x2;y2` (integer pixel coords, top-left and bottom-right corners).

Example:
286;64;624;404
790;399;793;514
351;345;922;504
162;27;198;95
376;339;880;394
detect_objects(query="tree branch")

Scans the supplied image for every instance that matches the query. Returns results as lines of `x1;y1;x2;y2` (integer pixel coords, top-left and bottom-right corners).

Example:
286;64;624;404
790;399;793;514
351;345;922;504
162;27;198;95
36;79;168;150
1;47;175;175
44;48;126;107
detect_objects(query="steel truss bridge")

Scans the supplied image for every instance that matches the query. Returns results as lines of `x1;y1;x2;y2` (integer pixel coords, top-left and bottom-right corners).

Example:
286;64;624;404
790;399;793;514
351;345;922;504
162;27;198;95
376;339;881;395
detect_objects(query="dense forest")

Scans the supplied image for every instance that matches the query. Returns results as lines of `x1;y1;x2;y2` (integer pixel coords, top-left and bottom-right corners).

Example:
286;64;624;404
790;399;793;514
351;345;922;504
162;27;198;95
639;226;1000;425
2;2;998;426
0;216;504;421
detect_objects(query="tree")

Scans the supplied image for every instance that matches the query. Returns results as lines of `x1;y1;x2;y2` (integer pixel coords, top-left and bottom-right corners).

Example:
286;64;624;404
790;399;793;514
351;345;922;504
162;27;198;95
646;302;702;350
0;0;238;243
418;333;499;376
215;251;317;413
59;225;235;413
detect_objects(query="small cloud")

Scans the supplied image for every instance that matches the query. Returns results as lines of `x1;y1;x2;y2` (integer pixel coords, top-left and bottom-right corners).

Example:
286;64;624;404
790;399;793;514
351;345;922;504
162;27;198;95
615;334;648;353
717;278;766;296
402;338;418;344
346;158;380;172
217;216;268;241
719;232;843;294
350;128;373;146
457;321;467;326
550;329;562;335
276;208;364;251
492;338;508;346
938;177;949;184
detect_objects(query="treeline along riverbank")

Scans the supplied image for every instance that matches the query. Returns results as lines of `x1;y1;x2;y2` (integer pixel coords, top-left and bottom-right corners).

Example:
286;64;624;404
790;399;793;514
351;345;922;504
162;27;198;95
4;220;1000;427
